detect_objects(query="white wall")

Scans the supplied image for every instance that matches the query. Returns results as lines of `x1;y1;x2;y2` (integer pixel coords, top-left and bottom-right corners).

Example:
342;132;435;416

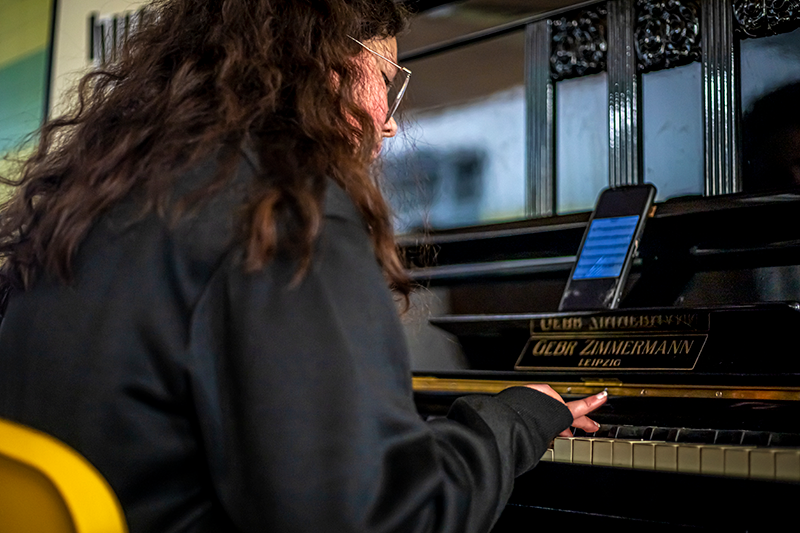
49;0;146;115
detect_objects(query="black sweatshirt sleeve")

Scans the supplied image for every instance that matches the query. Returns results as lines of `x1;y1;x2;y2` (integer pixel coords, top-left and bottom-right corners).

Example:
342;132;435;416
186;185;573;533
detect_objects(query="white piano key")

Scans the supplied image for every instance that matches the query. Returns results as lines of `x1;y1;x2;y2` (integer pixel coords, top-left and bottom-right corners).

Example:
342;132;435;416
592;439;614;466
572;438;593;465
775;450;800;482
724;448;752;478
677;445;701;473
700;446;726;475
612;441;634;468
543;434;799;484
654;443;678;472
750;449;777;480
633;442;656;470
553;437;573;463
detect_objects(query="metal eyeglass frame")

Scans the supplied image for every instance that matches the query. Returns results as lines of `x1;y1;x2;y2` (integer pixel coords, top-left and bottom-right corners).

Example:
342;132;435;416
348;36;411;123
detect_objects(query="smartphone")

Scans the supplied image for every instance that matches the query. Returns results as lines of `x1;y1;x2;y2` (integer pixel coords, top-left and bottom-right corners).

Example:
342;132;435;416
558;184;657;311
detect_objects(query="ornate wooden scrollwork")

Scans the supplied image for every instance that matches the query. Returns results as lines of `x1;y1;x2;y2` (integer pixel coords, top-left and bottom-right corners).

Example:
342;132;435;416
733;0;800;38
550;5;609;81
634;0;701;72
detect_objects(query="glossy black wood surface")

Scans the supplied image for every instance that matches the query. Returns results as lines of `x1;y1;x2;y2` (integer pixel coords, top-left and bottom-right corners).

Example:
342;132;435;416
400;191;800;294
407;192;800;528
491;462;800;532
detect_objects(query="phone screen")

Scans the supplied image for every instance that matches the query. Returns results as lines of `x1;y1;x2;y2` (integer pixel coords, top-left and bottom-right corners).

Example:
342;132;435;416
559;185;656;311
572;215;640;280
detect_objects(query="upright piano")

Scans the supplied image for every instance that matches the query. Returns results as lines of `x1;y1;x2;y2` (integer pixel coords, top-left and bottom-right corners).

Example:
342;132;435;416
401;190;800;531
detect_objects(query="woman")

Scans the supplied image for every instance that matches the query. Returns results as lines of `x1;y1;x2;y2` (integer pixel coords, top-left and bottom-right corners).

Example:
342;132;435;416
0;1;605;531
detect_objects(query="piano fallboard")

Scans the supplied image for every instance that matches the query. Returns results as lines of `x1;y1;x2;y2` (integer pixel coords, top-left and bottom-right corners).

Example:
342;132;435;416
428;303;800;383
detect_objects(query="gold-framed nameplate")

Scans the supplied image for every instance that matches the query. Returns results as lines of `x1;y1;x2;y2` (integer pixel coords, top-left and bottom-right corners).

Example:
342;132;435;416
515;312;708;371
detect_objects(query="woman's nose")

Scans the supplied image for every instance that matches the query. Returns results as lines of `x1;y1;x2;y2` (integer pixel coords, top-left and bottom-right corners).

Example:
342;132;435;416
382;116;398;138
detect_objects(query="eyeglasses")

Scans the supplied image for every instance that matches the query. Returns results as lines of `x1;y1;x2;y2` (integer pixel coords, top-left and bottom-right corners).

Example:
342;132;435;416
349;36;411;123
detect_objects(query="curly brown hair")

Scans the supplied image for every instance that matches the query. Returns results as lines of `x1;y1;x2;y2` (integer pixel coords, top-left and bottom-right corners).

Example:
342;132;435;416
0;0;411;297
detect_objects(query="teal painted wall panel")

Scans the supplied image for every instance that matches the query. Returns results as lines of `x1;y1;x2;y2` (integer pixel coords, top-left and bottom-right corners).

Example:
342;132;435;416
0;48;48;153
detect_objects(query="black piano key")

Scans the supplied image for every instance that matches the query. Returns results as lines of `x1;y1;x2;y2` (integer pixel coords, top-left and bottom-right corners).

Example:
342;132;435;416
714;430;745;445
615;425;649;440
572;424;628;438
649;427;672;441
674;428;718;443
594;424;619;439
768;432;800;447
741;430;771;446
566;425;800;447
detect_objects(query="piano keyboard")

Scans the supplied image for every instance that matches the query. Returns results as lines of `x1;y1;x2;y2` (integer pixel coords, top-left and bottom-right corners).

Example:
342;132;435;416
541;425;800;481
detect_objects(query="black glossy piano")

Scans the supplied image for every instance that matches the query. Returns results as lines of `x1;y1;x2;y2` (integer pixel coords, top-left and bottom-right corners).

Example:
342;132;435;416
401;191;800;531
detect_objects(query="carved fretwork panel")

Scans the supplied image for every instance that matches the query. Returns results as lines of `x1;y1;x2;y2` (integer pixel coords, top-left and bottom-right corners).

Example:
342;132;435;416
733;0;800;38
635;0;702;72
550;5;609;81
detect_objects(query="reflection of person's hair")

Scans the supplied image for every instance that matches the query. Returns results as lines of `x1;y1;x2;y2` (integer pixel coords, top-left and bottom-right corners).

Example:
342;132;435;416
742;81;800;192
0;0;410;296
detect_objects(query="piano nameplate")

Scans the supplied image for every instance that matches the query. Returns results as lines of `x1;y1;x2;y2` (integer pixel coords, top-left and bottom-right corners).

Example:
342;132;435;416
516;310;709;371
531;312;707;333
515;334;707;371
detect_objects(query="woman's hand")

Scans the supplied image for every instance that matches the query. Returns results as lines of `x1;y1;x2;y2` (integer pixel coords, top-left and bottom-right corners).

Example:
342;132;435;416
525;384;608;437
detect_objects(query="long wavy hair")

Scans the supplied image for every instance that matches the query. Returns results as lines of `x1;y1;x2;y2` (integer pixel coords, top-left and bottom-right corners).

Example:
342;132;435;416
0;0;411;298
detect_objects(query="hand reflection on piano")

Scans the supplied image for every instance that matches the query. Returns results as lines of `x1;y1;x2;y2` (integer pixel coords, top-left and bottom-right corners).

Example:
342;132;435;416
525;385;608;437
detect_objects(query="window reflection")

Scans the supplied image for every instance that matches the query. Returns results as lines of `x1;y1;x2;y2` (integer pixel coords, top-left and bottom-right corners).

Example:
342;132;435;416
642;62;703;201
741;82;800;191
740;27;800;112
383;31;526;233
382;146;488;231
555;72;609;214
740;27;800;192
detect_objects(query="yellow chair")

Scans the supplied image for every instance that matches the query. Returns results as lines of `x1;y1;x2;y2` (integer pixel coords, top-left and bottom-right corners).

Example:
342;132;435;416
0;417;128;533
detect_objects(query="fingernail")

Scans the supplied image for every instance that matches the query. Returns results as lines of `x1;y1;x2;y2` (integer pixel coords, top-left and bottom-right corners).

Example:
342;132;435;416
596;390;608;399
594;420;601;428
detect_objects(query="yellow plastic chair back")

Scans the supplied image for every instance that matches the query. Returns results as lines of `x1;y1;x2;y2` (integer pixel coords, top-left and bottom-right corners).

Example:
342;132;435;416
0;417;128;533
